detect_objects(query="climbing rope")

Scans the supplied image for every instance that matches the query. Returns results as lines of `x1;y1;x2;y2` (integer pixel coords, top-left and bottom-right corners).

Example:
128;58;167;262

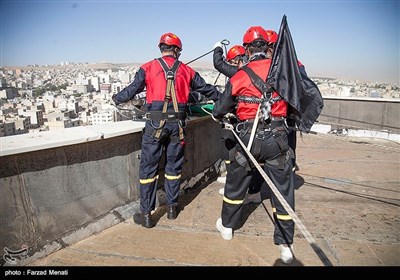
224;122;334;266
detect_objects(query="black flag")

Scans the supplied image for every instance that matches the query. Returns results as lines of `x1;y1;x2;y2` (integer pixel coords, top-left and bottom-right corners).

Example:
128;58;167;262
267;15;324;133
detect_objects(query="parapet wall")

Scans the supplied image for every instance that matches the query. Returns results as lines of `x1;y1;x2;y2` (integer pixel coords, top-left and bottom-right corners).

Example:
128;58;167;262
1;97;399;265
0;116;222;265
319;97;400;134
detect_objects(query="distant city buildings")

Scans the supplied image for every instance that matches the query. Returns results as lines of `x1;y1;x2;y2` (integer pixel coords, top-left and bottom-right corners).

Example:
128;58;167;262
0;62;399;137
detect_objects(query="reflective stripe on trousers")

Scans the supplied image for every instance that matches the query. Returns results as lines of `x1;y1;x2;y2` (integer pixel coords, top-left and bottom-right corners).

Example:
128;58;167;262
139;121;185;213
221;127;295;244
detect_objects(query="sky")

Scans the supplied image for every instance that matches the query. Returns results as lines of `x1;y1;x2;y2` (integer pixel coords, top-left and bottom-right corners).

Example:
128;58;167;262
0;0;399;84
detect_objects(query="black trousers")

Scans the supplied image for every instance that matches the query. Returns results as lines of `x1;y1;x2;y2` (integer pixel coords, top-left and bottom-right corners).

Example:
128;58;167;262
286;117;297;166
221;125;295;245
139;120;185;214
221;128;262;194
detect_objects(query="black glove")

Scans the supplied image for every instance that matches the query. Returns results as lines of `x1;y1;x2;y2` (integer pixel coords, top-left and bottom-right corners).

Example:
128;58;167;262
112;94;121;106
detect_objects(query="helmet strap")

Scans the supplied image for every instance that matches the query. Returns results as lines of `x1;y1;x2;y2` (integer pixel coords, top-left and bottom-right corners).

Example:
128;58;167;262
173;47;181;58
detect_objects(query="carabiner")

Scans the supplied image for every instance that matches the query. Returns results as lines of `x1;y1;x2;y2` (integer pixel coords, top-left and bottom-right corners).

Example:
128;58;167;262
221;39;230;46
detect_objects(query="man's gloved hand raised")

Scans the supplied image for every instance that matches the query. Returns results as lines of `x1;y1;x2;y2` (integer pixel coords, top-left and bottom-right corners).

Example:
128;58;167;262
213;41;223;50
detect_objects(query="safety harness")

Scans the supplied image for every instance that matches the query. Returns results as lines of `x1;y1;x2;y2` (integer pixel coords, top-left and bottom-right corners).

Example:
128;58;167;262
147;58;186;141
240;66;282;123
223;121;333;266
237;66;289;170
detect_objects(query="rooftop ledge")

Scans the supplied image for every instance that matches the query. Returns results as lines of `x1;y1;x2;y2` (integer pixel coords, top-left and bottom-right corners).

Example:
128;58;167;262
324;96;400;102
0;116;212;157
1;116;399;157
0;120;146;157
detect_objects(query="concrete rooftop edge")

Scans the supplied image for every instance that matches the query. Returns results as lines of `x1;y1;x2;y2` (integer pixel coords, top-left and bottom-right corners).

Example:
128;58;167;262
1;121;399;157
0;121;145;157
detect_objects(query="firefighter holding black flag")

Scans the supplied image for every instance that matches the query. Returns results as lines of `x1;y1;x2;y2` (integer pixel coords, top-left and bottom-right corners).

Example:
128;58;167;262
212;16;323;264
212;25;296;264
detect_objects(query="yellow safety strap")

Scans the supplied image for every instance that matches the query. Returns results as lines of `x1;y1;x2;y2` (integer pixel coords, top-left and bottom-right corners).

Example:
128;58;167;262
154;79;171;139
155;58;183;140
169;77;184;141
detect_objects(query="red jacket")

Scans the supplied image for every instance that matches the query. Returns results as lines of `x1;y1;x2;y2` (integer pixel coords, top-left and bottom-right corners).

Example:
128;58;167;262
113;55;220;111
141;56;194;104
214;58;287;121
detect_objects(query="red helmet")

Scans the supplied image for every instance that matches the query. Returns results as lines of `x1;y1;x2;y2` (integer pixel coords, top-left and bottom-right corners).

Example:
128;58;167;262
226;45;246;61
159;32;182;50
265;30;278;44
243;26;268;45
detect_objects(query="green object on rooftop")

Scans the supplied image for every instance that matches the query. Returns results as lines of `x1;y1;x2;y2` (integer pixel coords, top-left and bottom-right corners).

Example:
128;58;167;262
189;103;214;116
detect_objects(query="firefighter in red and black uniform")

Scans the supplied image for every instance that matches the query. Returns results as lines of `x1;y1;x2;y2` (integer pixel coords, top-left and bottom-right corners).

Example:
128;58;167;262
113;32;220;228
212;43;263;203
212;26;295;264
213;43;247;78
212;44;246;168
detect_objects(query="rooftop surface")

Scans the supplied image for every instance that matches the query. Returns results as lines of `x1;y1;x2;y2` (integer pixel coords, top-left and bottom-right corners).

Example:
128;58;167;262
28;132;400;267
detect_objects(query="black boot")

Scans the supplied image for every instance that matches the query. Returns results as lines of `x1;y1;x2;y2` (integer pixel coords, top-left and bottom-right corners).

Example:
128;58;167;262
167;205;177;220
133;212;154;228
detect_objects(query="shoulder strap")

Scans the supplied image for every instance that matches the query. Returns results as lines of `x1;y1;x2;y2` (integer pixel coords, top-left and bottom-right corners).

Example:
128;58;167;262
155;58;184;141
241;65;273;99
241;65;282;125
157;58;181;80
156;58;181;113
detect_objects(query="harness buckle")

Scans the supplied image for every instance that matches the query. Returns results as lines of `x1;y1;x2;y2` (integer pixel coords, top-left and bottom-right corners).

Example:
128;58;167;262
256;131;265;140
255;129;267;140
166;70;175;80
